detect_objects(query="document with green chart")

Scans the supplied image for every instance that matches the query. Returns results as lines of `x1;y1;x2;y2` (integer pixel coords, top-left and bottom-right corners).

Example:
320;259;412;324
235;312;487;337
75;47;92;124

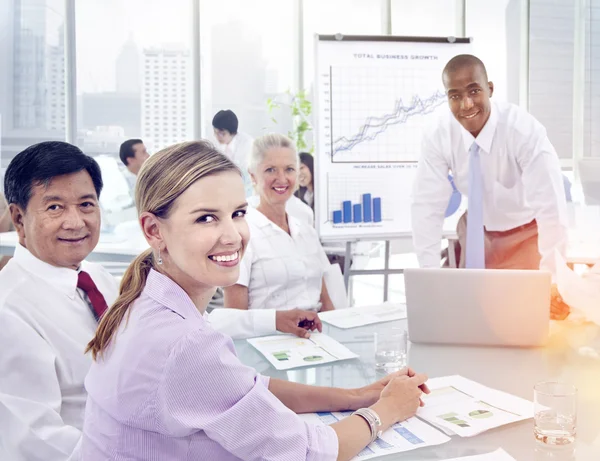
299;412;450;460
418;375;534;437
247;333;358;370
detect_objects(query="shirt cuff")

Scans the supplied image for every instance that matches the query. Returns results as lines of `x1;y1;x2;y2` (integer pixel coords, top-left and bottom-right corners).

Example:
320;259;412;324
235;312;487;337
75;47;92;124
306;423;339;461
251;309;277;337
257;373;270;389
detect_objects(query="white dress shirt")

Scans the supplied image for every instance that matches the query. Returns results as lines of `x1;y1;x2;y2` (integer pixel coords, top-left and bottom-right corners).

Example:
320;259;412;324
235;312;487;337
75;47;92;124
207;308;276;339
247;194;315;227
219;131;254;172
217;131;254;196
237;208;330;311
411;101;568;273
0;244;119;461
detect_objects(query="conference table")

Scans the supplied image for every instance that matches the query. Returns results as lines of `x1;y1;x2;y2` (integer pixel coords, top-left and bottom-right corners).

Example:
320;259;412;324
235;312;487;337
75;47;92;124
235;318;600;460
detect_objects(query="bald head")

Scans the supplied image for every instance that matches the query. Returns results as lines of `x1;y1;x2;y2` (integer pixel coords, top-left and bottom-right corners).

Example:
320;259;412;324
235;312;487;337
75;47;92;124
442;54;488;83
442;54;493;138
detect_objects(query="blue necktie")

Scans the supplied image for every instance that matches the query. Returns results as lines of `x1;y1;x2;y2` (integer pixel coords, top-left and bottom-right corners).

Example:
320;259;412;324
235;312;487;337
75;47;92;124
466;142;485;269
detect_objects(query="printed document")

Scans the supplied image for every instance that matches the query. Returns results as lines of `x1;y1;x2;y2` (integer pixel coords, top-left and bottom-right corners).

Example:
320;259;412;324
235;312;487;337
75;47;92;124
247;333;358;370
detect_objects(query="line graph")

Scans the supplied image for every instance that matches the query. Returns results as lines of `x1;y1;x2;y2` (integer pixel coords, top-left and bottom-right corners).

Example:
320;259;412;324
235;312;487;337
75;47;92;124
329;65;449;163
333;91;445;157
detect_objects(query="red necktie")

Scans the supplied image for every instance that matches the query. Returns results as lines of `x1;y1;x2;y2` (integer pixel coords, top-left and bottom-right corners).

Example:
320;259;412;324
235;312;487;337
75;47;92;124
77;271;108;321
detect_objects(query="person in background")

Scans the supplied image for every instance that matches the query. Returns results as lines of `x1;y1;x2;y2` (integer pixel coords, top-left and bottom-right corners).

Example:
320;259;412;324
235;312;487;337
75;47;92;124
83;140;429;461
119;138;149;176
0;141;119;461
411;54;570;320
294;151;347;272
296;151;315;210
0;192;13;270
212;109;254;196
224;134;335;313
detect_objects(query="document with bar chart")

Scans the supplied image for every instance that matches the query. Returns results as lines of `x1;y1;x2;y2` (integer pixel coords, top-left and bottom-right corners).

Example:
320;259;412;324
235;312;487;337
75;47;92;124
314;35;471;240
298;412;450;459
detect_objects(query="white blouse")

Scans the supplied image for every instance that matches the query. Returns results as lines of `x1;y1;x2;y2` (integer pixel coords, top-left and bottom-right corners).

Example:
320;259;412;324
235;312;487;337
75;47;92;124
237;207;330;311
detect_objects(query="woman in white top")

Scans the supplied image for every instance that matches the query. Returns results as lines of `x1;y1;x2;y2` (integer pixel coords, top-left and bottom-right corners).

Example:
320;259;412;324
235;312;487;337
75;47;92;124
224;134;335;313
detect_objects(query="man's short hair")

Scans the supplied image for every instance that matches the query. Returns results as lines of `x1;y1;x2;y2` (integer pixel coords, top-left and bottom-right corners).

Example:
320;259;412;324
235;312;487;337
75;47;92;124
212;110;239;135
4;141;103;210
119;139;143;166
442;54;488;81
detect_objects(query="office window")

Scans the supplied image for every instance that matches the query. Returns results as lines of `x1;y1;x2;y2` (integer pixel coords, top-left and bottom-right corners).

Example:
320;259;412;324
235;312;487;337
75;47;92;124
303;0;383;90
76;0;193;222
0;0;66;170
391;0;460;37
466;0;524;105
76;0;193;157
200;0;295;139
585;1;600;159
529;0;575;163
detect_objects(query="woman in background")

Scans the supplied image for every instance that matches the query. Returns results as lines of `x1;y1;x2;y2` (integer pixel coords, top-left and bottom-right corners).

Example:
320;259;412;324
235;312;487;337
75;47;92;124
83;140;429;460
296;152;315;211
224;135;334;313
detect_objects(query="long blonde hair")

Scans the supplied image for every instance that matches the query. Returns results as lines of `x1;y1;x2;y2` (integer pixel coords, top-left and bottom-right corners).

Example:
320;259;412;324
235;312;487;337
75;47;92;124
87;141;239;360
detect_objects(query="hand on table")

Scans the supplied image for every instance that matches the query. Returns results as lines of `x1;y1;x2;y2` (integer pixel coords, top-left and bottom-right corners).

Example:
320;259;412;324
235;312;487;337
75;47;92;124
551;283;570;320
275;309;323;338
353;367;430;410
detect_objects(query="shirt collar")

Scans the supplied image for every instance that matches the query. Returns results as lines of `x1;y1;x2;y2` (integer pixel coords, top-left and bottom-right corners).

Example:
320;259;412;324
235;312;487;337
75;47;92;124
460;101;498;154
248;207;300;238
142;269;204;321
13;243;83;299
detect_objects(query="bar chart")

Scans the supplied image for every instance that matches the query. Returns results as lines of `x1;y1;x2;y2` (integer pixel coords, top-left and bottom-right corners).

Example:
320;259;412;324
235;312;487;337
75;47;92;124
325;170;412;230
332;193;383;224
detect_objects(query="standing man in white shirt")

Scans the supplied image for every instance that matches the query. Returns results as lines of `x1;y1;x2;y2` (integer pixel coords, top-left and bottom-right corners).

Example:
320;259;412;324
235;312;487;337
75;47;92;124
0;141;119;461
411;54;570;319
212;109;254;196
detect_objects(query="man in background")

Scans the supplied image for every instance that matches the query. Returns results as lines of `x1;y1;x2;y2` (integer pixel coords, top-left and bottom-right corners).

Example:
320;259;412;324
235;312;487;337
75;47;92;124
119;138;149;177
212;110;253;196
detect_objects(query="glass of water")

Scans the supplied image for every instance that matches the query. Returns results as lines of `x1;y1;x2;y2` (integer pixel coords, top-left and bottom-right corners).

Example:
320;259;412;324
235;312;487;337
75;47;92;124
374;328;408;372
534;381;577;446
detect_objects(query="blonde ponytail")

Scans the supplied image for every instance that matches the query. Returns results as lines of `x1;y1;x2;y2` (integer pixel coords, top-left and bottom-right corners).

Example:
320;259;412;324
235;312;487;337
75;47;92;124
86;249;154;360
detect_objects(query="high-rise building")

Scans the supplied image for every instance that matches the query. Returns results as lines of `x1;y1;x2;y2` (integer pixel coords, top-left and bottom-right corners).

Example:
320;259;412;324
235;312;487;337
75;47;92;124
0;0;65;168
141;45;192;151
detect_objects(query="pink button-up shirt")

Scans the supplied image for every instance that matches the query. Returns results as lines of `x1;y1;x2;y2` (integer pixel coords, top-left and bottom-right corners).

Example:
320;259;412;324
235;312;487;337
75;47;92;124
83;269;338;460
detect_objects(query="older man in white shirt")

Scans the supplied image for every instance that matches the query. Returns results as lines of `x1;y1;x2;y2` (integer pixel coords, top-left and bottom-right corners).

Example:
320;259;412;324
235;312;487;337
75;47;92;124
411;54;570;319
0;141;119;461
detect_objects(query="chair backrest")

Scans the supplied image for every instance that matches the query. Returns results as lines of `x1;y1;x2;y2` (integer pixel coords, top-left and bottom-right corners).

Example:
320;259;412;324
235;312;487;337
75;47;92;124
323;263;349;309
562;174;572;202
578;159;600;205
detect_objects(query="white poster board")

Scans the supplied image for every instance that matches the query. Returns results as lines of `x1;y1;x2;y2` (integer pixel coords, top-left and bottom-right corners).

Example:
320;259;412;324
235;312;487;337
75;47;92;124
314;35;472;241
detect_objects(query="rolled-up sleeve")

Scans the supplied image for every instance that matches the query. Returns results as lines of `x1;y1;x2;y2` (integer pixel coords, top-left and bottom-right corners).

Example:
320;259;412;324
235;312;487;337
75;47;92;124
411;132;452;268
157;329;339;461
518;124;568;274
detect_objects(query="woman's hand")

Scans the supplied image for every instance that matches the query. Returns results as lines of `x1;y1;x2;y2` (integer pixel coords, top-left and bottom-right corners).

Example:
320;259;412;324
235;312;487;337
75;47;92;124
374;372;428;426
351;368;430;409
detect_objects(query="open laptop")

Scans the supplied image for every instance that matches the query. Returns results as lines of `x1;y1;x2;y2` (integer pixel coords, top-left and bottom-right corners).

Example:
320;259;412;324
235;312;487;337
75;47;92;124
404;268;551;347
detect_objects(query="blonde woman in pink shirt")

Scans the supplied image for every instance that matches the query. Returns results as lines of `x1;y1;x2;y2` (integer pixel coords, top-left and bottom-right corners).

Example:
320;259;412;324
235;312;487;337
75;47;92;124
83;140;429;461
